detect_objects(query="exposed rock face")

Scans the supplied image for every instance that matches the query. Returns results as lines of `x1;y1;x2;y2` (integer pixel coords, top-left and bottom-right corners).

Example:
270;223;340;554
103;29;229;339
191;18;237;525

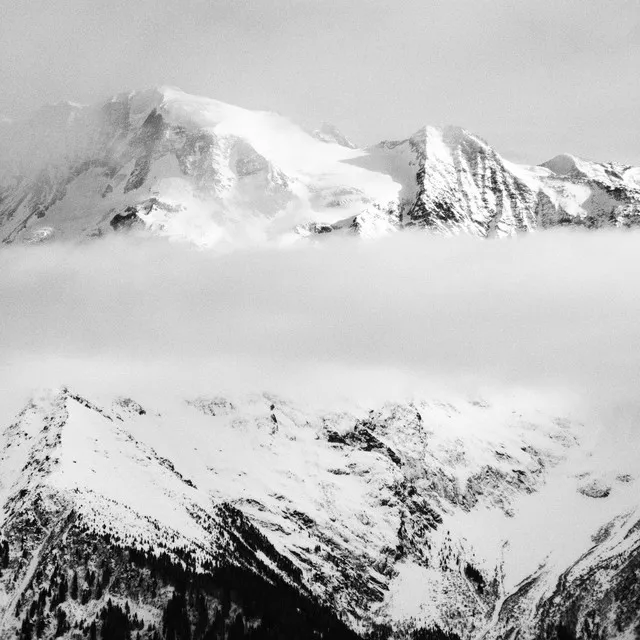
360;127;640;238
577;478;612;499
1;87;639;248
109;208;143;231
487;511;640;640
1;387;638;639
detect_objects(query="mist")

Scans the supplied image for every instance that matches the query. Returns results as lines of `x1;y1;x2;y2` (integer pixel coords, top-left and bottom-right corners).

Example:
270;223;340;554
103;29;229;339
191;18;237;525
1;230;639;413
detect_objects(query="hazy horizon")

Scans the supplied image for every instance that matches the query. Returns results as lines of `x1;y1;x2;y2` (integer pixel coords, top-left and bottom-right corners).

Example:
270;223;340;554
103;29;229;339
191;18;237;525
1;0;639;165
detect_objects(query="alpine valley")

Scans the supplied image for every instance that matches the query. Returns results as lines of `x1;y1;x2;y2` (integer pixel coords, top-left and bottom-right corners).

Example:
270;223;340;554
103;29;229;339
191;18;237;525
1;88;640;640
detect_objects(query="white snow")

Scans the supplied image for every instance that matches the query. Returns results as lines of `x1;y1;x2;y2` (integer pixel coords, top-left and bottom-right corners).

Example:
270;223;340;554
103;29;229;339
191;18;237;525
2;86;639;247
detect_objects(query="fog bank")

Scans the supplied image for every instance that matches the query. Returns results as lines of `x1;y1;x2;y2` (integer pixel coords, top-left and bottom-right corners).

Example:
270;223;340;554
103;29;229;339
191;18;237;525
1;230;639;434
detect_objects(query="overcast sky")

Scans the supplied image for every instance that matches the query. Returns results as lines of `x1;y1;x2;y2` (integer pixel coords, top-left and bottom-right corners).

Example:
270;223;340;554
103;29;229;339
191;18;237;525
0;0;638;164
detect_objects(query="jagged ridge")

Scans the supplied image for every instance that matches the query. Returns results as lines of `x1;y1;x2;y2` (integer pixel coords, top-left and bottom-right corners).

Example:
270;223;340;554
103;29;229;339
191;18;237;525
1;387;638;638
1;87;639;247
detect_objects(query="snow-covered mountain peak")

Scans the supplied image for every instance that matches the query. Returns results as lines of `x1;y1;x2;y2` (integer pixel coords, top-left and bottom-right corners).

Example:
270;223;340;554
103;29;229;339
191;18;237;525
540;151;640;190
1;87;640;248
540;152;582;176
312;121;357;148
139;86;259;129
1;385;638;638
409;124;489;150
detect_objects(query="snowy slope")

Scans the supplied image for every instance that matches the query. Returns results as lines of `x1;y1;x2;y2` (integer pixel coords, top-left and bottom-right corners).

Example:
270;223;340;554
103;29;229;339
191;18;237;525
1;386;638;639
349;127;640;237
1;88;639;248
0;87;399;248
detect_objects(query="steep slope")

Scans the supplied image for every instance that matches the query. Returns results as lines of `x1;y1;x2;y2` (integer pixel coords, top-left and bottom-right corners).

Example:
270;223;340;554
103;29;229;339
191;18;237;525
0;87;399;247
486;505;640;640
1;386;637;639
0;389;359;640
1;88;639;248
336;127;640;238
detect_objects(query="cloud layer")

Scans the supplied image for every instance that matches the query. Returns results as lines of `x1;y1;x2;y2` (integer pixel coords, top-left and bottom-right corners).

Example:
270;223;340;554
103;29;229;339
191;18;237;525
2;230;639;385
2;228;640;466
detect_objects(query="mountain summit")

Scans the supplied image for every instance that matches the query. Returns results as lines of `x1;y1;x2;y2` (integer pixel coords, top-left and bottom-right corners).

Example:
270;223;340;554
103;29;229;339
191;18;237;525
1;87;639;247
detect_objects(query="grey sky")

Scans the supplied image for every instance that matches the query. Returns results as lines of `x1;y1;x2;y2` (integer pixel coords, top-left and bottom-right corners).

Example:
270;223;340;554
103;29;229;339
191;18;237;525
1;0;638;164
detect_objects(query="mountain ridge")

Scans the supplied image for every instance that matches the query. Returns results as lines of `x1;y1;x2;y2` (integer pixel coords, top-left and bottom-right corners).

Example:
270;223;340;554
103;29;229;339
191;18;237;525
1;385;638;639
1;86;639;247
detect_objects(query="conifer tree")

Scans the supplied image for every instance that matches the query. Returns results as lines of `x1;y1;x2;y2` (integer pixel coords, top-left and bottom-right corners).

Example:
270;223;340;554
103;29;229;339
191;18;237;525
1;540;9;569
70;571;79;600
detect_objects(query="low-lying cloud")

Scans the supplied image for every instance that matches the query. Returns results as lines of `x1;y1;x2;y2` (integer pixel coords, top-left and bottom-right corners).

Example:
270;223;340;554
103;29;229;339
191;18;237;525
1;230;640;423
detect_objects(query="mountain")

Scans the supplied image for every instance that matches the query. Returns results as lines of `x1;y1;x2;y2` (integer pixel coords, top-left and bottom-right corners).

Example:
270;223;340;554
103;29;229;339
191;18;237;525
1;87;639;247
1;387;638;639
0;87;398;247
2;89;640;639
311;122;357;149
365;127;640;237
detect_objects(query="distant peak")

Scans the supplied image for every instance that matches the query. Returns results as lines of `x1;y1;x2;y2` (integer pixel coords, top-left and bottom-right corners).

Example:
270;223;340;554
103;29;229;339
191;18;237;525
540;153;580;175
312;122;356;149
407;125;492;156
